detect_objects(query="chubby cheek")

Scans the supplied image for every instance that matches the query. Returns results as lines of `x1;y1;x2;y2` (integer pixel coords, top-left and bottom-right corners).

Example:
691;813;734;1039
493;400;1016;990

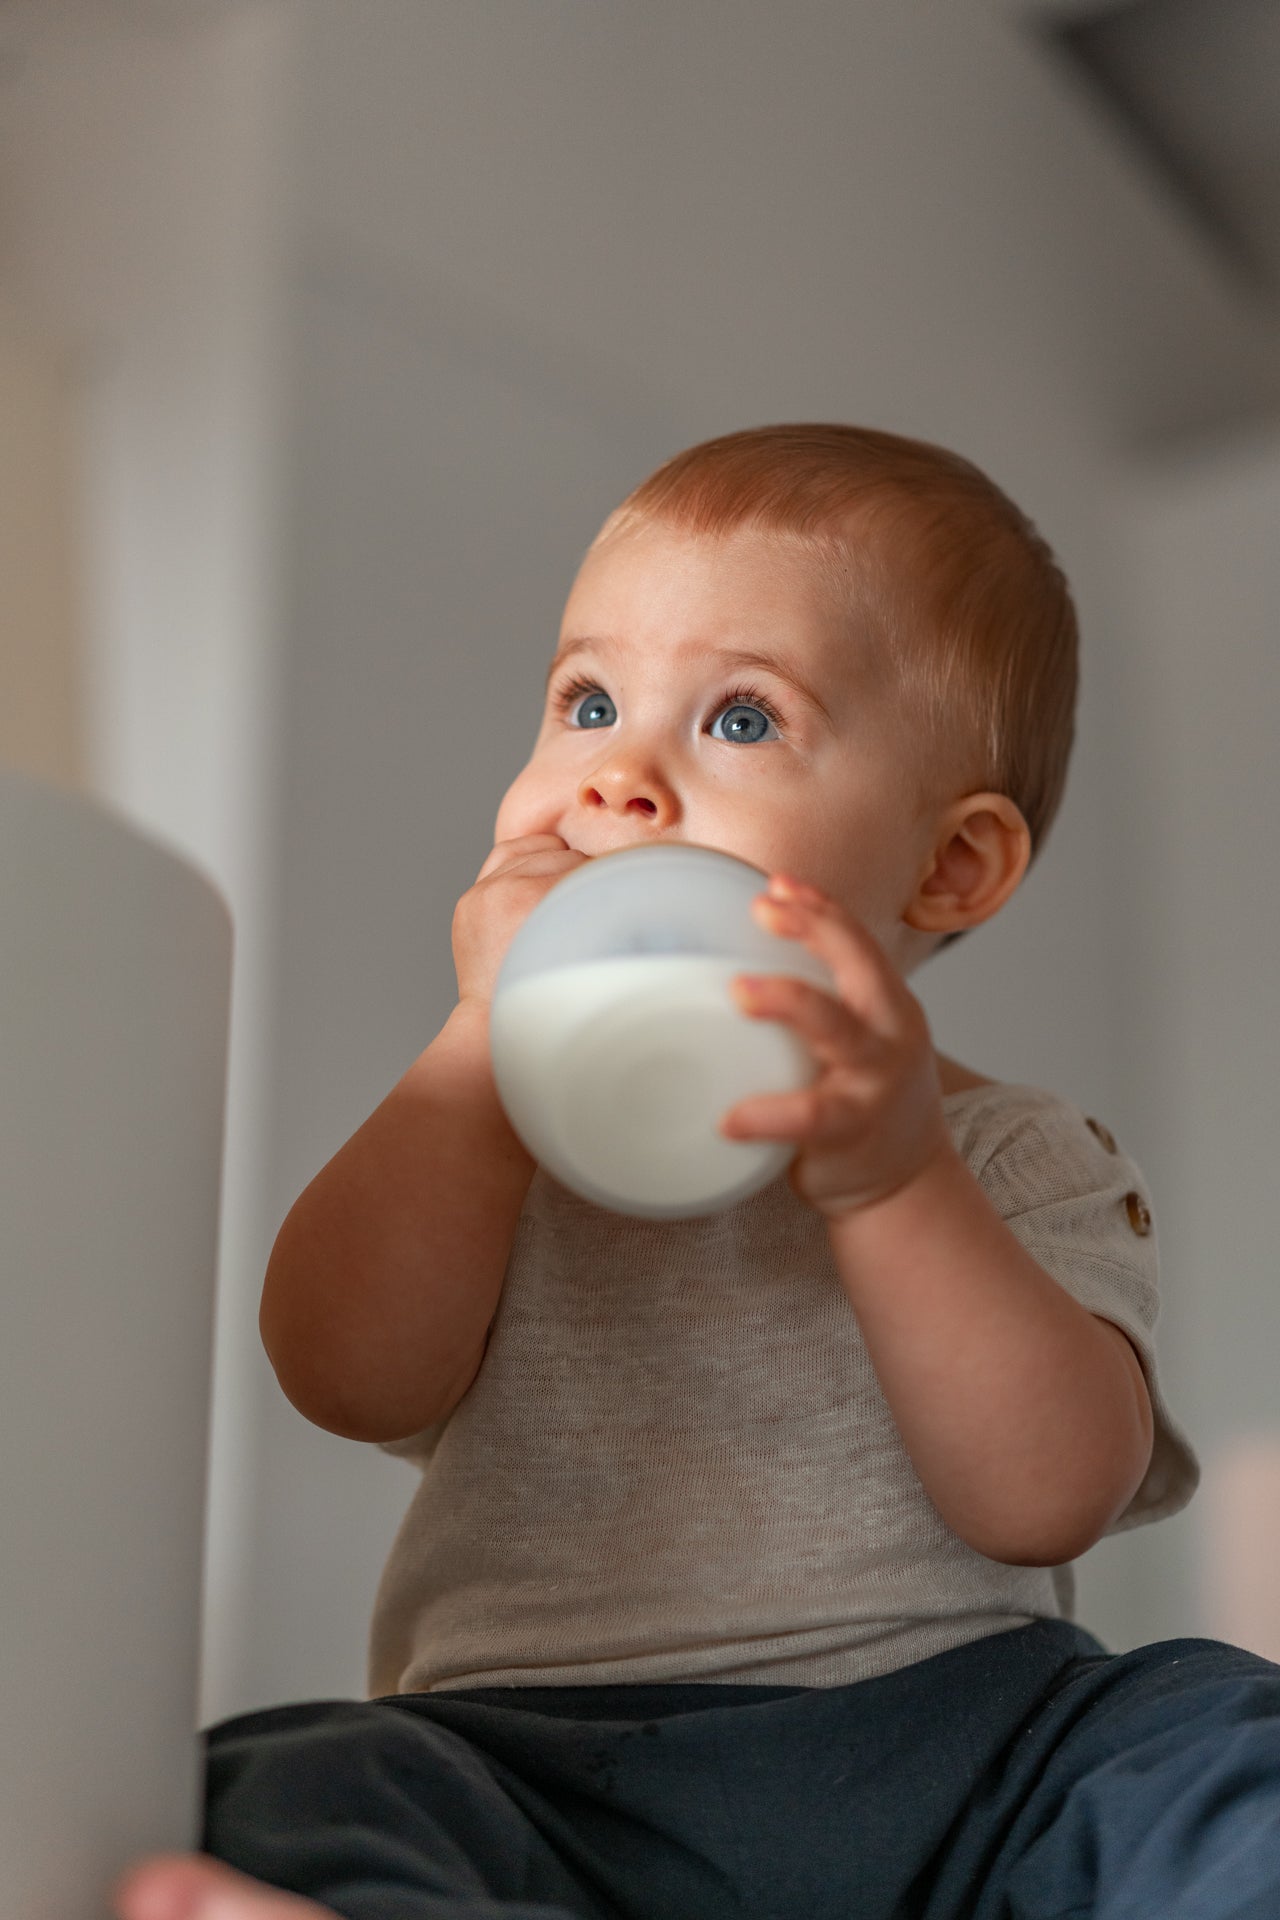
492;791;527;844
492;764;552;843
779;833;898;933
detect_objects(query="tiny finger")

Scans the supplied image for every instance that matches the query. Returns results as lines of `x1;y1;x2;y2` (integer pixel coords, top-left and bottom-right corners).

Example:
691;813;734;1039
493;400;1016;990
769;872;824;902
732;974;769;1004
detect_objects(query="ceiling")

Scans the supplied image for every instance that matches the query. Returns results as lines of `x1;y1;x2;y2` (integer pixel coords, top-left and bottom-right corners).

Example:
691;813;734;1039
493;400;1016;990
5;0;1278;305
1036;0;1280;299
2;0;1276;444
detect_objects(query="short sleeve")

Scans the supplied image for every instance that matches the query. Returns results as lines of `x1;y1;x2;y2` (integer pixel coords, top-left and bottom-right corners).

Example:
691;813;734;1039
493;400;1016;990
376;1422;448;1467
970;1091;1200;1533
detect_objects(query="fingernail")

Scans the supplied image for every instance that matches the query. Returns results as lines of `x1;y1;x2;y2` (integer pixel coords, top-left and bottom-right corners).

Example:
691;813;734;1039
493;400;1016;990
758;897;799;923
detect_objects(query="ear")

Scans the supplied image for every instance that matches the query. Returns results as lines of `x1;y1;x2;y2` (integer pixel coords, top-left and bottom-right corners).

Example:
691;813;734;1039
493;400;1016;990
903;793;1032;938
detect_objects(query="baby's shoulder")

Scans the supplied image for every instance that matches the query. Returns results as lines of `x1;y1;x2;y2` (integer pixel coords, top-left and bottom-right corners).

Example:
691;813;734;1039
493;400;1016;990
941;1076;1140;1187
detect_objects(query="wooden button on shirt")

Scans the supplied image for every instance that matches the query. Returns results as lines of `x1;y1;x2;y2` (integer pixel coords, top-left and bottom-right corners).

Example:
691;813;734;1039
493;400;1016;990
1125;1190;1153;1236
1085;1118;1152;1234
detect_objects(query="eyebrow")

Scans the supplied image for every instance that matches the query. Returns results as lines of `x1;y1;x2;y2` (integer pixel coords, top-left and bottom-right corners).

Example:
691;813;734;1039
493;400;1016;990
544;635;835;729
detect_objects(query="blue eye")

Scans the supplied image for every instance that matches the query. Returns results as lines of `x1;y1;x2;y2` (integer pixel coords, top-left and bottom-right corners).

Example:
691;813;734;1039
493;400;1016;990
550;674;784;742
556;680;616;729
711;700;774;745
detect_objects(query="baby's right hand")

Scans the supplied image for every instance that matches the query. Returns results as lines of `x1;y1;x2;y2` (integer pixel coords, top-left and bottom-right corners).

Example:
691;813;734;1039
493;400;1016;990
452;833;589;1014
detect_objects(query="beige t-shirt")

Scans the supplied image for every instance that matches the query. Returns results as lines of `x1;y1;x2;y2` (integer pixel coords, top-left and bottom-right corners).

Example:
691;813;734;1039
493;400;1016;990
367;1080;1199;1696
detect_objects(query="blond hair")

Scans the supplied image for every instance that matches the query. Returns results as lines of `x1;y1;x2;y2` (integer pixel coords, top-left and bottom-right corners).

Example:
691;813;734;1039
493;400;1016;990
590;423;1078;954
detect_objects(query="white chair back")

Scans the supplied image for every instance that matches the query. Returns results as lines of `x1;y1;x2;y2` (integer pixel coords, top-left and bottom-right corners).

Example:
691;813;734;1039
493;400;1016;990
0;768;231;1920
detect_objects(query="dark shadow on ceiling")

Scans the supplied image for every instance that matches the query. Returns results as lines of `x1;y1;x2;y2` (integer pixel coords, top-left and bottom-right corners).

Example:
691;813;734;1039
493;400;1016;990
1038;0;1280;303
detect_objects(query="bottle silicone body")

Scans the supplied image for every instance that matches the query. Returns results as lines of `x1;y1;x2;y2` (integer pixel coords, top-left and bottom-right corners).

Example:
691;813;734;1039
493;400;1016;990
489;842;837;1219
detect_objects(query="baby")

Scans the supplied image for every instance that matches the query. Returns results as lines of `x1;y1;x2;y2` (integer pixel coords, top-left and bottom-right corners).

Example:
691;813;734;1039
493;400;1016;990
118;425;1280;1920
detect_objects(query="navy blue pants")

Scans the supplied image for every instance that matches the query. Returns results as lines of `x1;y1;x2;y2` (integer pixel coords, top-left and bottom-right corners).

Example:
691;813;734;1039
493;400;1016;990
203;1620;1280;1919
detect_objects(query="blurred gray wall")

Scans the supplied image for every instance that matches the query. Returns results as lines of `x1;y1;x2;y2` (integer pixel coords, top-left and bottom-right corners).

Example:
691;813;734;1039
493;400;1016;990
1109;425;1280;1648
0;0;299;1725
1;0;1276;1724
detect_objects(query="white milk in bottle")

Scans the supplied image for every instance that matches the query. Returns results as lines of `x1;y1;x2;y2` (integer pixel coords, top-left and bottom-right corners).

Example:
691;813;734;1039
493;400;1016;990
488;845;837;1219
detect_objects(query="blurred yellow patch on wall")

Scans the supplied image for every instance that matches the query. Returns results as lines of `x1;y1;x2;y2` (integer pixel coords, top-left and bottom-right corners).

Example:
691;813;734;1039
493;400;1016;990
1202;1437;1280;1665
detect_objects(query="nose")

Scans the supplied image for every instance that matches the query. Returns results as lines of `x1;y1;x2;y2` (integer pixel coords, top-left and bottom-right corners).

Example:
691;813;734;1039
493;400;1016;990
576;746;679;829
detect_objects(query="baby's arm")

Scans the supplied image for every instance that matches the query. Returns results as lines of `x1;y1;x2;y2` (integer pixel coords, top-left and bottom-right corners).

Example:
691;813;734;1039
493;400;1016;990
260;998;534;1442
724;875;1155;1570
260;834;586;1444
828;1150;1155;1566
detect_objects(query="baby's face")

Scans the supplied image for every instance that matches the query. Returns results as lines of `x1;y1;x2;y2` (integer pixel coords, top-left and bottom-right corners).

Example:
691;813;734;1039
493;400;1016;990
494;521;943;970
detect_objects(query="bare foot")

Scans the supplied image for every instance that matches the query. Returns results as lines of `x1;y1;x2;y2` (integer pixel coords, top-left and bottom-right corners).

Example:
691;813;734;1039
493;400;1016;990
113;1854;336;1920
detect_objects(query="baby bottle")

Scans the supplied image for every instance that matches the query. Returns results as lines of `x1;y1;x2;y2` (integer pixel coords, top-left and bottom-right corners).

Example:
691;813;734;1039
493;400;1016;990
488;842;838;1219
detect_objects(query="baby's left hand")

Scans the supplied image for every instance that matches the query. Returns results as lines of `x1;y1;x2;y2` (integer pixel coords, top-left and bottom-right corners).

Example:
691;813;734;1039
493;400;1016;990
718;874;955;1220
